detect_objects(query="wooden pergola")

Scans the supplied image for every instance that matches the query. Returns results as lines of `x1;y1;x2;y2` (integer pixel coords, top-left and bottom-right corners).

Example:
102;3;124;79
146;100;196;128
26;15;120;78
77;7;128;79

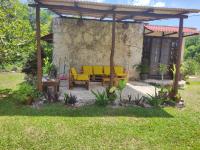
29;0;200;97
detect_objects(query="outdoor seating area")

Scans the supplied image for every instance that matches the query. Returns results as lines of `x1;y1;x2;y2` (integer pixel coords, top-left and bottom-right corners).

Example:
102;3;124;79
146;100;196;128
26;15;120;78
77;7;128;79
69;65;127;89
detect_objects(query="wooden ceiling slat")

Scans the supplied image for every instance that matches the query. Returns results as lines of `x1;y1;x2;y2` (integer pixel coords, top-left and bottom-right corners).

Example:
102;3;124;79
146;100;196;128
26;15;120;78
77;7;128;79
30;0;200;22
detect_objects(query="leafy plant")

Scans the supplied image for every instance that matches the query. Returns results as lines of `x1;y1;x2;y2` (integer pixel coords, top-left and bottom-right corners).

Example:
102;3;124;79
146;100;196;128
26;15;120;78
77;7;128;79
143;87;166;107
43;57;53;75
134;64;149;74
117;79;127;101
145;94;164;107
181;59;200;76
91;90;109;106
13;82;40;105
64;93;77;105
106;86;117;102
159;63;168;80
170;64;176;81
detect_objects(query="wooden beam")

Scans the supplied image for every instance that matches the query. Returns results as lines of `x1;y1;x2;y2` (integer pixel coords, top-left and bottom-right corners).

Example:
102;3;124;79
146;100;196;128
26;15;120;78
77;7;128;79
183;33;199;37
36;4;42;91
172;17;184;98
118;9;154;21
100;6;116;20
144;30;154;35
163;32;178;37
28;4;188;19
60;16;139;23
74;1;82;18
110;13;116;87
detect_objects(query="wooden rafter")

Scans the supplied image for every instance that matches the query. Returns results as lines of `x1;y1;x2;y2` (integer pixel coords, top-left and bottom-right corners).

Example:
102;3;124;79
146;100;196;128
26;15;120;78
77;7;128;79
118;9;154;21
183;33;199;37
28;3;188;21
74;1;82;18
163;32;178;36
100;6;116;20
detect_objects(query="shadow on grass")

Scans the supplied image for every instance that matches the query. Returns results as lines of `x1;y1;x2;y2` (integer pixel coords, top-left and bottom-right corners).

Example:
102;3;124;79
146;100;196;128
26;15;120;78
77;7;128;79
0;97;173;118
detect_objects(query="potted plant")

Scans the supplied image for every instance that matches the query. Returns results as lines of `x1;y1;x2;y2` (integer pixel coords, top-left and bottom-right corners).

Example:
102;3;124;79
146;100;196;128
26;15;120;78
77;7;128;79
134;64;149;80
159;63;168;81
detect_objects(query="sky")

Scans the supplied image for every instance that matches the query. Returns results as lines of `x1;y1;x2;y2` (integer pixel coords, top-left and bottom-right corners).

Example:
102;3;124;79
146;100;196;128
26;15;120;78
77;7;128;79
21;0;200;29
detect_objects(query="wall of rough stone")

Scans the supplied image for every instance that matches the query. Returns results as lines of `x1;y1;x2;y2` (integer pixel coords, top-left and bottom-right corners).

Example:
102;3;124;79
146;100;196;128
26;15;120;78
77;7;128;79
52;17;144;79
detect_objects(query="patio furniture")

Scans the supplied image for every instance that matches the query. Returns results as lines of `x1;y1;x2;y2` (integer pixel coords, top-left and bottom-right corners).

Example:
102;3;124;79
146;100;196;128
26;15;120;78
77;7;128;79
92;66;104;81
103;66;110;77
42;79;60;102
82;66;93;78
69;67;89;90
102;77;119;86
114;66;128;78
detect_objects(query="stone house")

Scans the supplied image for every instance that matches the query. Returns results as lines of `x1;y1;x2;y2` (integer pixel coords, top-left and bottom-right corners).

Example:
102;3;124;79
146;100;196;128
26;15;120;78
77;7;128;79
52;17;144;80
51;17;199;80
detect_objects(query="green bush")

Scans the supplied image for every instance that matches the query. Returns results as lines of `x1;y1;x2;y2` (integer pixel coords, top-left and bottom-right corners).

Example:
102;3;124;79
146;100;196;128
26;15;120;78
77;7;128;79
181;59;200;76
91;90;109;106
106;87;117;102
145;94;164;107
13;82;40;105
117;79;127;101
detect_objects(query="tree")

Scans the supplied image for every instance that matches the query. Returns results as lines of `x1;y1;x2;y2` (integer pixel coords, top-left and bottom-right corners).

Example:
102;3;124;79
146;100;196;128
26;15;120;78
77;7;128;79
0;0;53;69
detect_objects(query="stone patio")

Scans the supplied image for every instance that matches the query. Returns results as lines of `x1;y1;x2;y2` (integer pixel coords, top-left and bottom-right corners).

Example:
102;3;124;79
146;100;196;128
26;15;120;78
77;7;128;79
59;80;156;106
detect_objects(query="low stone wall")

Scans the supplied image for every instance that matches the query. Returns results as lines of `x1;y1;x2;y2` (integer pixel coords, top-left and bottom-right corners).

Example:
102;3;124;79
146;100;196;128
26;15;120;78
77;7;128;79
53;17;144;79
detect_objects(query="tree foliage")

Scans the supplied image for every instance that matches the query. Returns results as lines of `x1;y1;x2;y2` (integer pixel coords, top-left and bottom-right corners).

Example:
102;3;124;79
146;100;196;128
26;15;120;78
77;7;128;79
184;35;200;75
0;0;52;69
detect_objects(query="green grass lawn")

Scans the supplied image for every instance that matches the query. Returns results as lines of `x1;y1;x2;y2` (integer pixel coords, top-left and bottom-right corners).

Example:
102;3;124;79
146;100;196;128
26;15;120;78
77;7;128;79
0;72;24;89
0;73;200;149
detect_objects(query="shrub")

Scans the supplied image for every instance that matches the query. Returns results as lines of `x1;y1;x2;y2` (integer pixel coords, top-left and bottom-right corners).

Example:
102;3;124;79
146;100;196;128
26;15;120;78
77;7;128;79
159;63;168;80
106;86;117;102
43;57;53;75
14;82;40;105
117;79;127;101
145;94;164;107
181;59;199;76
64;93;77;105
91;90;109;106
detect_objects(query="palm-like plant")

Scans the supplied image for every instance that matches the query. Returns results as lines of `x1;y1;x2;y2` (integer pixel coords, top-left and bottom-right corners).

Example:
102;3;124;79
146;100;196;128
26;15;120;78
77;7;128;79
159;63;168;81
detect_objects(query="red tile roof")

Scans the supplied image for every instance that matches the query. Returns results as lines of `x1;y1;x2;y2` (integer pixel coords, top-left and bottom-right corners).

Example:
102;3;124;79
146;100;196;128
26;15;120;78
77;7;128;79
145;25;199;34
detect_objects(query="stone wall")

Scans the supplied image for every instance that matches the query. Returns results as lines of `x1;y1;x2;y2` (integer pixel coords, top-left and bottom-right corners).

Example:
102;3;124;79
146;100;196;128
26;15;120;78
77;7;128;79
53;17;144;79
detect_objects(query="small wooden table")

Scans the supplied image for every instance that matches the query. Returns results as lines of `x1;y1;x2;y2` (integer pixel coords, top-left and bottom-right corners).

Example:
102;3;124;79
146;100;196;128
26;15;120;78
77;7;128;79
42;79;60;102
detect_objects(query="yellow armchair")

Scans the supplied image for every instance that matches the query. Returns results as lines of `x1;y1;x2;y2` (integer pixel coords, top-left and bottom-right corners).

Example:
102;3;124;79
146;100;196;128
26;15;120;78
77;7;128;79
69;67;89;89
93;66;103;75
82;66;93;76
103;66;110;76
114;66;127;78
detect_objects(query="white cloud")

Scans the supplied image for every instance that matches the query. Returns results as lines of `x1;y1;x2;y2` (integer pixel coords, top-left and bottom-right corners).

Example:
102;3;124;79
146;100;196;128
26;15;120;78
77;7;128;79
153;2;166;7
131;0;166;7
131;0;151;6
80;0;105;2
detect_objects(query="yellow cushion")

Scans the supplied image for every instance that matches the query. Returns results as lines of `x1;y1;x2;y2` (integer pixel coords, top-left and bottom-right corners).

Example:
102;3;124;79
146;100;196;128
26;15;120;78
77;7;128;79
93;66;103;75
76;74;89;81
71;68;77;75
114;66;123;74
83;66;93;75
103;66;110;76
114;66;127;77
115;73;127;77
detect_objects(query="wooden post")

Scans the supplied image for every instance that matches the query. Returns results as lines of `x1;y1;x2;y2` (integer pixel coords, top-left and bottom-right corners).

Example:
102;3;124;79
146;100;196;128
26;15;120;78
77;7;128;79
110;13;116;87
36;4;42;91
172;17;184;97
